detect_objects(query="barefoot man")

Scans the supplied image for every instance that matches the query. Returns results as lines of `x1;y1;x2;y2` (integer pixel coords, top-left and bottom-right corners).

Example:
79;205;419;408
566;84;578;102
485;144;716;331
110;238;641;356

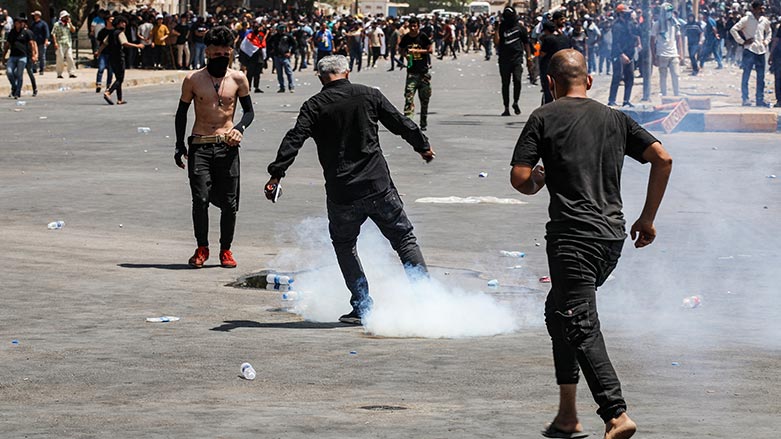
510;50;672;439
174;26;254;269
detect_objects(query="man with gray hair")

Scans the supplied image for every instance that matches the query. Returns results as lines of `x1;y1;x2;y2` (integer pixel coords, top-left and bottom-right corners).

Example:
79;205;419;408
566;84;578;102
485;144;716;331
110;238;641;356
265;55;436;325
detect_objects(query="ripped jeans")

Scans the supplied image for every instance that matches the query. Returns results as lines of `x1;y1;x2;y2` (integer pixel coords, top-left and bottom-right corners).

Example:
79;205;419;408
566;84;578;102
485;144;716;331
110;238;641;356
545;237;626;423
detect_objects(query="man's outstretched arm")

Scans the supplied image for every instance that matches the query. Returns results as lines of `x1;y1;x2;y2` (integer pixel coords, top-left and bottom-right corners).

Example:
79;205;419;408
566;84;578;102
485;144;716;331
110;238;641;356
266;101;316;183
630;141;673;248
377;92;435;162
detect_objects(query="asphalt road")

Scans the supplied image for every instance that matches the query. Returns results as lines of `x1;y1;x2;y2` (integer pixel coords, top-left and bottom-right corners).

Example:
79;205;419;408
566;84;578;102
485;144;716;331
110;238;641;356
1;55;779;438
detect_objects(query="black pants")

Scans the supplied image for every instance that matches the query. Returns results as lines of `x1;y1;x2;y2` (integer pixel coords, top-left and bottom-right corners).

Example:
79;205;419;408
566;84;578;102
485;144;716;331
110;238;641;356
25;56;37;92
500;62;523;108
107;60;125;101
327;189;427;315
187;140;240;250
774;63;781;103
369;47;382;66
545;237;626;423
540;64;553;104
247;61;262;90
608;58;634;104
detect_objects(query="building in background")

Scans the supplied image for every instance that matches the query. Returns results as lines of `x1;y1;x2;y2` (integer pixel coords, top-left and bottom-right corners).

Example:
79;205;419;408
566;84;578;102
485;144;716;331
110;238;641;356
359;0;409;16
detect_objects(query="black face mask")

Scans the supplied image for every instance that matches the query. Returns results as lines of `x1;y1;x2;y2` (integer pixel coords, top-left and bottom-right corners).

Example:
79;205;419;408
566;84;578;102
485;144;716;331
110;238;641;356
206;55;230;78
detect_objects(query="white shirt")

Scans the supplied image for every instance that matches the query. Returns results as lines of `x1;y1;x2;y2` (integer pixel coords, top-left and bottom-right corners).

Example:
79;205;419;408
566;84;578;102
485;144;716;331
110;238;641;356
652;19;680;58
138;22;153;46
730;12;772;55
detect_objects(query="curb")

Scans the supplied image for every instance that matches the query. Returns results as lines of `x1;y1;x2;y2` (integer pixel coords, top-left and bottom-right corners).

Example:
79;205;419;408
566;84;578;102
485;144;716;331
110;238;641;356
1;72;187;96
621;107;780;133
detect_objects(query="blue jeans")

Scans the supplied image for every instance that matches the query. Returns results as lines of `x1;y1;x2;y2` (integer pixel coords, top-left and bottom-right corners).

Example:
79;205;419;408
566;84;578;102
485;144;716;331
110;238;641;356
273;56;294;91
587;45;598;73
96;53;113;86
36;42;46;72
688;44;700;73
6;56;27;97
326;189;428;315
192;42;206;69
700;38;722;68
741;49;766;103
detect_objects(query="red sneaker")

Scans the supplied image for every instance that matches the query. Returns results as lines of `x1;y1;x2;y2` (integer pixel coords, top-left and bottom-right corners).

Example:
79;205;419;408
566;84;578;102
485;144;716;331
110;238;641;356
188;246;209;268
220;249;237;268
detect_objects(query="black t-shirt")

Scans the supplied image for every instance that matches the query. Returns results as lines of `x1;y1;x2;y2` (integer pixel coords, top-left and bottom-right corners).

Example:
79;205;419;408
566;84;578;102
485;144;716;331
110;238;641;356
498;23;529;64
175;23;189;45
107;29;128;63
399;32;432;74
8;28;34;58
511;97;658;240
97;27;112;54
193;24;207;43
539;32;571;70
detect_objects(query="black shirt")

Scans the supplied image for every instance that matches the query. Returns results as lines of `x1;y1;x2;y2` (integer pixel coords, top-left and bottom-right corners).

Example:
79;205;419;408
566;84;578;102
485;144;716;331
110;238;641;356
267;32;297;57
175;23;189;45
511;97;658;240
268;79;431;204
539;32;571;70
611;18;636;58
498;23;529;65
399;32;432;74
8;28;34;58
97;27;112;54
684;21;703;44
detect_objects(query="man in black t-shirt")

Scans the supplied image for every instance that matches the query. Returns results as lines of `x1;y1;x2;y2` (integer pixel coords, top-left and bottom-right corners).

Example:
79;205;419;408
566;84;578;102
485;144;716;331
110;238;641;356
100;16;144;105
539;21;571;104
173;15;190;70
3;15;37;99
511;50;672;439
399;17;434;131
496;7;531;116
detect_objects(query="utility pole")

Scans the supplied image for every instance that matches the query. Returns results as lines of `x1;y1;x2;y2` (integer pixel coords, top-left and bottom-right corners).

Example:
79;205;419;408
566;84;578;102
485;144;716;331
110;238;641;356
640;0;652;101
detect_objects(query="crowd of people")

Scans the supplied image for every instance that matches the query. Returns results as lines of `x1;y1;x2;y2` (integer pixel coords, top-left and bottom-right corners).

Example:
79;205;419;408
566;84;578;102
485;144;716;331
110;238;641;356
2;1;781;106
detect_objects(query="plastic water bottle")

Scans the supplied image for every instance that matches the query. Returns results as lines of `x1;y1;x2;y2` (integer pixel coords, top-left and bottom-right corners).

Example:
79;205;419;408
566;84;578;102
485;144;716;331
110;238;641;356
682;295;702;309
266;283;290;292
137;127;152;134
16;100;26;106
281;291;299;301
478;172;488;178
240;362;256;380
487;279;499;287
47;220;65;230
266;274;293;285
500;250;525;258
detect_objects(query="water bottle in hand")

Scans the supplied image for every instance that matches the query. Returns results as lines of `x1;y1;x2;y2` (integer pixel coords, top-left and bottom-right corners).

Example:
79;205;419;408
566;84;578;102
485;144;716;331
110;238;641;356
241;362;256;380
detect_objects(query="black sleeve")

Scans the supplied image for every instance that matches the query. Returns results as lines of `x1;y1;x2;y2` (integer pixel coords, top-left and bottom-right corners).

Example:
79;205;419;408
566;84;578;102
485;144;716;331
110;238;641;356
175;99;190;151
520;26;530;45
376;90;430;153
623;113;658;163
268;100;316;179
232;94;254;133
511;113;543;167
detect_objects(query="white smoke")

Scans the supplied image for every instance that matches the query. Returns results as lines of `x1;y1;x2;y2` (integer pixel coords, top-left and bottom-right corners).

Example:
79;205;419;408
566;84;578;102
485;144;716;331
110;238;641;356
270;217;524;338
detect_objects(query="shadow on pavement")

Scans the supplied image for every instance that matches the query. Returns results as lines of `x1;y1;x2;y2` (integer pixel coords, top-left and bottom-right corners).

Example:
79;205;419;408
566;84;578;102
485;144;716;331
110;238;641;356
118;263;203;270
210;320;352;332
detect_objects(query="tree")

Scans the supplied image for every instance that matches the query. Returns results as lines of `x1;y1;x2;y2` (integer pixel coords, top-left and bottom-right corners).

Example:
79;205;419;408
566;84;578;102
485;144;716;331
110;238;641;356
27;0;98;30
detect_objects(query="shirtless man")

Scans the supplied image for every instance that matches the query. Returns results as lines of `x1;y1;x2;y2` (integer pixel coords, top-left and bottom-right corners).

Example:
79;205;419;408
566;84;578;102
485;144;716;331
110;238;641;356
174;26;254;268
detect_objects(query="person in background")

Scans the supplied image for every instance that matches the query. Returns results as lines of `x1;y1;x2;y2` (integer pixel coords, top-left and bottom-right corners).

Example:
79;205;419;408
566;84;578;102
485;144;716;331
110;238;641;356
100;16;144;105
94;15;114;93
29;11;49;76
496;6;531;116
3;14;37;99
51;10;77;79
265;55;434;326
313;22;333;68
152;14;170;69
607;4;637;107
651;2;684;97
730;0;773;107
191;17;208;69
770;20;781;107
173;15;191;70
684;13;704;76
399;17;434;131
700;11;723;69
267;23;297;93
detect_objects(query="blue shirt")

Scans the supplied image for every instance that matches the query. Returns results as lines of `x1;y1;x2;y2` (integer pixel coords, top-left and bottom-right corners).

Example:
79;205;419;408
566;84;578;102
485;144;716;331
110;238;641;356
30;19;50;43
315;29;333;52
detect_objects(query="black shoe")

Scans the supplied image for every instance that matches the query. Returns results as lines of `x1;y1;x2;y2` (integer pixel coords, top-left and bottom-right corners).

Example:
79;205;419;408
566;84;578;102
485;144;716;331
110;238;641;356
254;88;263;93
756;101;771;108
607;101;617;106
32;90;38;97
57;75;63;79
339;310;362;325
742;100;752;107
96;85;101;93
277;88;285;93
420;125;427;132
622;101;635;108
512;103;521;115
501;109;511;116
69;74;77;78
774;102;781;108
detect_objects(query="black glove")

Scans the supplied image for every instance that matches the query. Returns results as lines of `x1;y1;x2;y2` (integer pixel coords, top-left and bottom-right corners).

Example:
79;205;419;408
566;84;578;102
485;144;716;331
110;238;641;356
174;145;187;169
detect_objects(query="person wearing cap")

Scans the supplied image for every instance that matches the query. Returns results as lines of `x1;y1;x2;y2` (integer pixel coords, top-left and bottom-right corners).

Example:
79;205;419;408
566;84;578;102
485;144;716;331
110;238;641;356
152;14;170;69
267;22;297;92
608;4;638;107
699;11;723;70
52;10;77;78
29;11;49;76
3;14;37;99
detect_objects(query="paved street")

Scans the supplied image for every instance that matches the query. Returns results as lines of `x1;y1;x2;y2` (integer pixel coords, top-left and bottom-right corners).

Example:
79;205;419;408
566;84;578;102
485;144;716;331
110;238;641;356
1;56;779;438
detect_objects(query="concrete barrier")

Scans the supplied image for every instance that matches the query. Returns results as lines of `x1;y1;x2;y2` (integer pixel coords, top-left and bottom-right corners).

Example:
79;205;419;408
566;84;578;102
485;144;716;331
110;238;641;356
662;96;712;110
704;112;778;133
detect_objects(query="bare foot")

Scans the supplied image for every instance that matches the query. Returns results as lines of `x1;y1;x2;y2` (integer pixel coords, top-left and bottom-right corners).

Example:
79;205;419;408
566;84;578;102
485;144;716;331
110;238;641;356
604;413;636;439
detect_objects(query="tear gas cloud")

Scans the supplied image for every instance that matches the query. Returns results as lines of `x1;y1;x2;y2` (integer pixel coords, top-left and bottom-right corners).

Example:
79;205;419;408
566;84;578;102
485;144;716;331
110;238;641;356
269;217;532;339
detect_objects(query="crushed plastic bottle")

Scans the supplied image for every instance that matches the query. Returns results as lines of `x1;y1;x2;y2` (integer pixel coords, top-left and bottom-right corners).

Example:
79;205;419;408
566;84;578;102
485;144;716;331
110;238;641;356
478;172;488;178
16;100;26;106
241;362;256;380
500;250;525;258
47;220;65;230
58;86;71;92
137;127;152;134
11;339;19;345
682;295;702;309
281;291;299;301
146;316;180;323
487;279;499;287
767;175;777;179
